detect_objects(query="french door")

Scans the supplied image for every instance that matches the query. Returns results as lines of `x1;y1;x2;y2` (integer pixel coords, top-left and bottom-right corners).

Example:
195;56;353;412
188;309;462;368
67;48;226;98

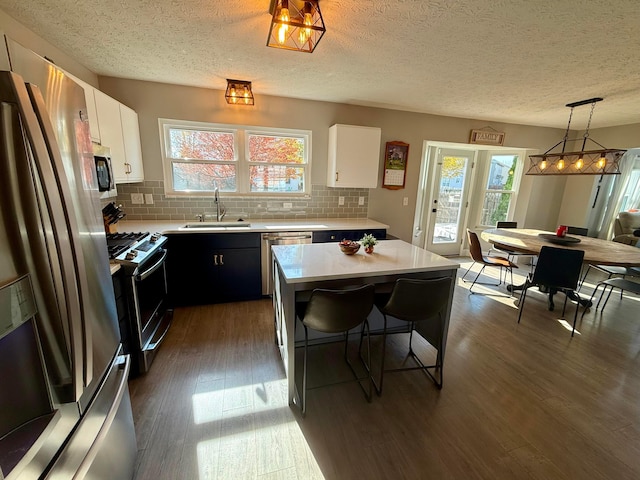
424;148;474;256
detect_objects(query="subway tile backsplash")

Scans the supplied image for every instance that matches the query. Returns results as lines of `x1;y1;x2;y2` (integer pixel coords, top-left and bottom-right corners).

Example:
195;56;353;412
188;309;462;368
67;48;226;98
113;182;369;221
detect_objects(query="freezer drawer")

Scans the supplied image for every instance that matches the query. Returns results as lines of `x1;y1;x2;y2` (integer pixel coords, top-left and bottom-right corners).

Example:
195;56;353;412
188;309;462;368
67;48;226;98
45;354;136;480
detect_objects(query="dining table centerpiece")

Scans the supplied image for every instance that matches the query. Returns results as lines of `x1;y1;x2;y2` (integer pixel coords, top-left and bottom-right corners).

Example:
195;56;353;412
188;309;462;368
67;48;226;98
361;233;378;254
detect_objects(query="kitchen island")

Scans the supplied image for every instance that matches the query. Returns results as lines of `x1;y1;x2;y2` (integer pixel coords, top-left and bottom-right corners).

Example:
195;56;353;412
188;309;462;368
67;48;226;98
271;240;459;405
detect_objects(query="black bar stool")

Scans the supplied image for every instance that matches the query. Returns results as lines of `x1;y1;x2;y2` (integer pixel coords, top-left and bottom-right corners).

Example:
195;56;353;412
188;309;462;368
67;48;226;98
372;277;452;394
296;284;375;416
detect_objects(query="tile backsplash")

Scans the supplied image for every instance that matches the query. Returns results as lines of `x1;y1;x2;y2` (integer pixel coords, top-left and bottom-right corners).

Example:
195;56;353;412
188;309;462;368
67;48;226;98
113;181;369;221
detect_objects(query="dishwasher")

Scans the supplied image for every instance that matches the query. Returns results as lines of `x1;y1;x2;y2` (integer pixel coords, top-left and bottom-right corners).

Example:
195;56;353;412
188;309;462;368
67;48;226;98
261;232;313;295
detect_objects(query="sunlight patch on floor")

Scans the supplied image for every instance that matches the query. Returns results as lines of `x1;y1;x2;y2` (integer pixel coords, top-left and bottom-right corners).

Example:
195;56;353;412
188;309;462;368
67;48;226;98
557;318;581;335
193;379;325;479
457;259;525;308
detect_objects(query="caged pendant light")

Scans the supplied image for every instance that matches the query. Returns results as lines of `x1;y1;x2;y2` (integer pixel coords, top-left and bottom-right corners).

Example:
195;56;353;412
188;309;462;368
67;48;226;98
225;79;254;105
527;98;626;176
267;0;326;53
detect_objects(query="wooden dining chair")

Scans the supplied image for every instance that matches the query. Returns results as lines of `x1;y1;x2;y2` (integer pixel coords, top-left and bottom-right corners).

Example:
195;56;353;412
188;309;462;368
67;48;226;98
517;246;585;336
370;277;452;394
295;284;375;416
463;229;518;294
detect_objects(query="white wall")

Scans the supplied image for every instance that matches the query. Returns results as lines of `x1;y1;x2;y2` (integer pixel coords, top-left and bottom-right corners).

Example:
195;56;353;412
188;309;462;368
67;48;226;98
98;76;578;240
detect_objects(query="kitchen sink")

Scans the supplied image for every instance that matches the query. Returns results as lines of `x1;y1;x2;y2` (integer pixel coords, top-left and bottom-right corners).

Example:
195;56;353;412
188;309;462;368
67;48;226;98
183;222;251;228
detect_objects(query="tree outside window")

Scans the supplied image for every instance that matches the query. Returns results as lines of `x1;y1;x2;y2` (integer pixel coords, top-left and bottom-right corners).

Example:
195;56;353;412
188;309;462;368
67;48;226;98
160;120;310;196
481;155;519;226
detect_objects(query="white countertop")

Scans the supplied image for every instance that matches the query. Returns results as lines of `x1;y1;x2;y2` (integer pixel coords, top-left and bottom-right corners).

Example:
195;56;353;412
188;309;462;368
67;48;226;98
115;218;389;234
272;240;459;284
109;262;120;275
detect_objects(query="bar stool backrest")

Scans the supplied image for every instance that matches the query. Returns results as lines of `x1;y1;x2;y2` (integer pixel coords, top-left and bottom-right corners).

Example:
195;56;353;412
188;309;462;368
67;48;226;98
302;284;375;334
381;278;452;323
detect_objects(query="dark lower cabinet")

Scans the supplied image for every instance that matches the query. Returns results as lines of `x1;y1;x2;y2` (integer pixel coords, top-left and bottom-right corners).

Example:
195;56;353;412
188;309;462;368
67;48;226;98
166;233;261;306
312;228;387;243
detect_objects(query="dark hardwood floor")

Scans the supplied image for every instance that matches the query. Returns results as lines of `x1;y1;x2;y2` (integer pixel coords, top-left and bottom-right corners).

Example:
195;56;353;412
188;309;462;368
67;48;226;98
129;259;640;479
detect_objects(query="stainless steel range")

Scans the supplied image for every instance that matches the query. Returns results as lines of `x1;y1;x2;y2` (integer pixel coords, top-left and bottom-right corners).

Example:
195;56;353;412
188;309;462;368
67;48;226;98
107;232;172;375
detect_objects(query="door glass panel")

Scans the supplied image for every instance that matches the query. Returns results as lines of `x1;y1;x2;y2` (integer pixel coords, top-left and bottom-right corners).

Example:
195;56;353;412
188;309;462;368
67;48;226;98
433;155;468;244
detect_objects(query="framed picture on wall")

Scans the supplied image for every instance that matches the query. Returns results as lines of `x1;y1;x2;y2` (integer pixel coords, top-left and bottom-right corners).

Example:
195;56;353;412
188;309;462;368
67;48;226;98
382;141;409;189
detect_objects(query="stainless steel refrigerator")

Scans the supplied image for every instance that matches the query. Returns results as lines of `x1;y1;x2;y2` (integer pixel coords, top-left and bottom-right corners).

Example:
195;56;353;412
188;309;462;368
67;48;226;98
0;57;136;479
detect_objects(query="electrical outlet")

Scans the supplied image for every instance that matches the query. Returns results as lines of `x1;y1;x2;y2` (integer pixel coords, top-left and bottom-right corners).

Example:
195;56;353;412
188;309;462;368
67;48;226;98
403;197;409;206
145;194;154;204
131;193;144;204
283;202;293;209
338;196;345;206
358;196;365;206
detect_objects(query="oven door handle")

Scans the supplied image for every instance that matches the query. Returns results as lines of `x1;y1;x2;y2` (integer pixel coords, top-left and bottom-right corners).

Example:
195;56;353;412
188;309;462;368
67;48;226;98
135;249;167;281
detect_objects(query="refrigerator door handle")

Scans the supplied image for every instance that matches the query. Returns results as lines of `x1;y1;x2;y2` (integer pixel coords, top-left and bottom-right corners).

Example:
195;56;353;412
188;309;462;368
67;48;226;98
73;354;131;480
26;82;94;389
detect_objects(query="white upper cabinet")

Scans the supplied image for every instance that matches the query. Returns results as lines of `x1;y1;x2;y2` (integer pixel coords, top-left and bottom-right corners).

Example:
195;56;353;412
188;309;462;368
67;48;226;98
66;74;101;143
94;90;144;183
327;124;381;188
118;104;144;183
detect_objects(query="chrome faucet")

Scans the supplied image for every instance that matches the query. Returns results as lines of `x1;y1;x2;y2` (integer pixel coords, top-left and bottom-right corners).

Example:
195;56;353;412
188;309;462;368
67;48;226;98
214;187;226;222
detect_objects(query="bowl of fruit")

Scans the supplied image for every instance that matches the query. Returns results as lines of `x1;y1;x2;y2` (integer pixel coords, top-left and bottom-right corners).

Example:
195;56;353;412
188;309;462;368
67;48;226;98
339;239;361;255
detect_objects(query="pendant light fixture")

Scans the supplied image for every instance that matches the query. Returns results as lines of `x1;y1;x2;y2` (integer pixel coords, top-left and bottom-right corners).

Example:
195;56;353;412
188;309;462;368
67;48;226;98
267;0;326;53
527;98;626;175
225;79;254;105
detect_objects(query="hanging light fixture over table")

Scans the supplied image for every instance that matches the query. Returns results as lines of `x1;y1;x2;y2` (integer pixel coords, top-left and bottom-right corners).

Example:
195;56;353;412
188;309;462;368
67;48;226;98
267;0;326;53
527;98;626;175
225;79;254;105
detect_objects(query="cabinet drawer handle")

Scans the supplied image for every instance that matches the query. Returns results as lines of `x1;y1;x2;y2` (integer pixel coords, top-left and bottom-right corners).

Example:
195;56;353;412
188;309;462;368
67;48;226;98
335;172;338;182
213;254;218;265
219;254;224;265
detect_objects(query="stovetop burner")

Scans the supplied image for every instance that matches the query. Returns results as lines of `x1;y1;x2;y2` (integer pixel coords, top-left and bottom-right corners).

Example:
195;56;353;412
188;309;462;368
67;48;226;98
106;232;148;259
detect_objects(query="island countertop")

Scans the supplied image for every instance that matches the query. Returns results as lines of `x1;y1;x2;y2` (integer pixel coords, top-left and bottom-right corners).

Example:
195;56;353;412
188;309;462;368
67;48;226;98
272;240;460;284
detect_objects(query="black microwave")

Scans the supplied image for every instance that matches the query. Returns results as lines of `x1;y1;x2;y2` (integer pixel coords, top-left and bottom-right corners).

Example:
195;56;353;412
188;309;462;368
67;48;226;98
94;155;114;193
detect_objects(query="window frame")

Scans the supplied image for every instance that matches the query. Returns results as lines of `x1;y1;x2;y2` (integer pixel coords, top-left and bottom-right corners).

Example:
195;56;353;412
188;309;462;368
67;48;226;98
159;118;312;197
477;151;523;227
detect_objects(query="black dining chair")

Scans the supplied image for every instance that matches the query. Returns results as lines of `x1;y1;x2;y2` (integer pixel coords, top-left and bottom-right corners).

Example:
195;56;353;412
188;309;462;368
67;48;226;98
517;246;585;336
566;226;589;236
463;229;518;294
295;284;375;416
371;277;452;394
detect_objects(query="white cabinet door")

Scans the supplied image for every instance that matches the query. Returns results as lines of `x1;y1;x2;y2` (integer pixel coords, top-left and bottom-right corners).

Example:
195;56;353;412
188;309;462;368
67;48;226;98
94;91;144;184
94;90;128;181
119;104;144;183
72;77;101;143
327;124;381;188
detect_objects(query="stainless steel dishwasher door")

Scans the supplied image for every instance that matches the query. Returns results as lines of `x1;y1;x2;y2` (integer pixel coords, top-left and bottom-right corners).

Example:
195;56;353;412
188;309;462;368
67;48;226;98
261;232;313;295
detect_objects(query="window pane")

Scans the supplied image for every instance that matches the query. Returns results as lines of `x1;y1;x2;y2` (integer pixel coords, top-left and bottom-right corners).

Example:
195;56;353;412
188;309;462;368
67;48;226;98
433;156;468;244
168;128;234;161
481;192;512;226
248;134;305;164
172;163;236;192
487;155;517;190
250;165;304;192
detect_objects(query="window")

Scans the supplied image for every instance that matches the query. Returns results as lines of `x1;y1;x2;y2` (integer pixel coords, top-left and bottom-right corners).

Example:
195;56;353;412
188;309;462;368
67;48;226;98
480;154;520;226
160;119;310;196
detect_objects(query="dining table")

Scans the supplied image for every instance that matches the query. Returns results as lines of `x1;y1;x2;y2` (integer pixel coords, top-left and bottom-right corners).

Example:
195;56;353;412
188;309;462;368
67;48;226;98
481;228;640;308
271;239;459;406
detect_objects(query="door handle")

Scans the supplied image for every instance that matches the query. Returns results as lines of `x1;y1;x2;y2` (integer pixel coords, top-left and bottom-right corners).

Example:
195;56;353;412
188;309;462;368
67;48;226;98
219;254;224;265
213;254;218;265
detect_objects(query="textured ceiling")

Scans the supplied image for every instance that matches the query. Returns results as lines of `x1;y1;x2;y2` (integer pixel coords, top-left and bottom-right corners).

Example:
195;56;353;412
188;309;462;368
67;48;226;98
1;0;640;129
